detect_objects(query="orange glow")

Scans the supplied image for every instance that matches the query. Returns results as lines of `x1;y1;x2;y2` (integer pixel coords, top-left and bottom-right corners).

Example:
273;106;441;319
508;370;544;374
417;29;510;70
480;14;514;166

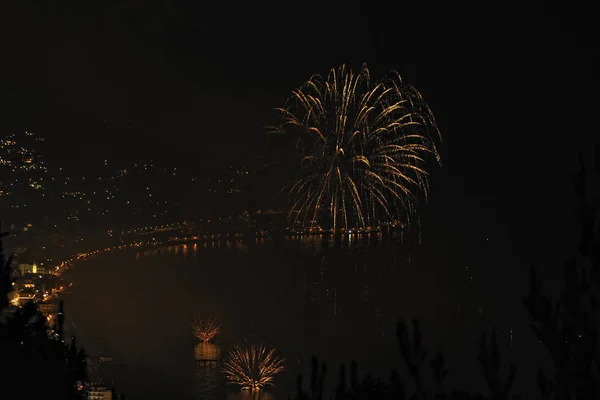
223;344;285;391
268;64;440;231
191;315;220;342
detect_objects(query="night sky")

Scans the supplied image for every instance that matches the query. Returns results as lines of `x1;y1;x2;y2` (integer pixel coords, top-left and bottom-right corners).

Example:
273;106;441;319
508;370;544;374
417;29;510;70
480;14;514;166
1;0;599;318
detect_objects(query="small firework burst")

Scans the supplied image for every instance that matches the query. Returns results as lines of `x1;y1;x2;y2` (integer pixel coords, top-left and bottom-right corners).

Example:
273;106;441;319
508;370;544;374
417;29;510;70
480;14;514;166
223;344;285;391
191;314;220;342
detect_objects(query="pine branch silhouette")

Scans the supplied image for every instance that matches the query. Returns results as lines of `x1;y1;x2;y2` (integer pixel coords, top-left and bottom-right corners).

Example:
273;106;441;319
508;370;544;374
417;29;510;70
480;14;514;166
335;363;346;400
288;149;600;400
430;350;448;395
478;328;516;399
396;318;428;399
387;370;406;400
296;357;326;400
294;319;460;400
523;147;600;399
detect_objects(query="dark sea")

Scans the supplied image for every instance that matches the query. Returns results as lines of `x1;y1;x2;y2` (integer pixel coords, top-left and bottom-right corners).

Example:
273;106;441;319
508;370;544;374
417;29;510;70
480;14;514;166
62;234;550;399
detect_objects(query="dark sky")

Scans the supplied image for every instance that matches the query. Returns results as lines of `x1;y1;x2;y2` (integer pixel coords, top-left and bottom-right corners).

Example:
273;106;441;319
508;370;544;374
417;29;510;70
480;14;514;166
1;0;599;295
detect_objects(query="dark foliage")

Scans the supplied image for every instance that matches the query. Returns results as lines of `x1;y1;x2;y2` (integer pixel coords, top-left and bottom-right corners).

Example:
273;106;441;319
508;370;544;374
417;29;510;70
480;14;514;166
293;319;521;400
292;145;600;400
0;224;13;309
478;329;516;400
522;147;600;399
0;227;87;399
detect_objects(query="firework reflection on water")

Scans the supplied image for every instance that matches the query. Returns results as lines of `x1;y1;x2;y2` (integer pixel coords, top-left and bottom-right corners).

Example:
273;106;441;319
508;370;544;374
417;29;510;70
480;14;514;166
226;391;275;400
195;342;223;400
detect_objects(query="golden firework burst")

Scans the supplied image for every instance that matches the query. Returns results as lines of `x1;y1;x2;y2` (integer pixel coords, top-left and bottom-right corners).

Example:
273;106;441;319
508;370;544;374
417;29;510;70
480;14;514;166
222;343;285;391
267;64;441;231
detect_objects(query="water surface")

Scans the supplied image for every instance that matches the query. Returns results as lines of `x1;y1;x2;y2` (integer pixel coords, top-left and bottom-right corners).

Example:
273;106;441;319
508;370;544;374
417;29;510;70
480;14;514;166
63;234;548;399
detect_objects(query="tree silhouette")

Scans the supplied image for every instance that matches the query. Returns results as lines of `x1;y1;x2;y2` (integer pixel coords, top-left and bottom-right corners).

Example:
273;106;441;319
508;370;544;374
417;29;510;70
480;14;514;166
396;318;428;398
0;223;13;309
478;328;516;400
294;319;491;400
295;146;599;399
296;357;388;400
0;226;88;399
523;147;600;399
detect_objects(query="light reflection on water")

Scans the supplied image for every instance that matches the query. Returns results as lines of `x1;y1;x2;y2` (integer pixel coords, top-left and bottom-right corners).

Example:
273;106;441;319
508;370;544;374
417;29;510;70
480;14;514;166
195;343;222;400
194;342;221;361
63;232;546;399
193;342;277;400
226;391;275;400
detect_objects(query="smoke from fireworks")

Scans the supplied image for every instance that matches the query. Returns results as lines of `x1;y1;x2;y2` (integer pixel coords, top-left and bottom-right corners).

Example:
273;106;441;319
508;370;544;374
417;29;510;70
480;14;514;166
267;64;441;230
222;344;285;391
191;315;220;343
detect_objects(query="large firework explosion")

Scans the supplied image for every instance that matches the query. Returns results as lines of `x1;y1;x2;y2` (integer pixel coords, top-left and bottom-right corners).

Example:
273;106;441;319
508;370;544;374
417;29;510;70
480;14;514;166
191;315;220;342
267;64;441;231
222;344;285;391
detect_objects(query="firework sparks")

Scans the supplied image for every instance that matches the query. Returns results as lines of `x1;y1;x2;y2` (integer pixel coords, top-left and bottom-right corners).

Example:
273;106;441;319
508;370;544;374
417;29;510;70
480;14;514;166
223;344;285;391
267;64;441;231
191;315;220;343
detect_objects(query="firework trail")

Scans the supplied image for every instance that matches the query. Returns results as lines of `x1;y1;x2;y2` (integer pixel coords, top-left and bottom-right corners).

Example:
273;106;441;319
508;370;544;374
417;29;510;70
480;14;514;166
222;343;285;391
267;64;441;231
